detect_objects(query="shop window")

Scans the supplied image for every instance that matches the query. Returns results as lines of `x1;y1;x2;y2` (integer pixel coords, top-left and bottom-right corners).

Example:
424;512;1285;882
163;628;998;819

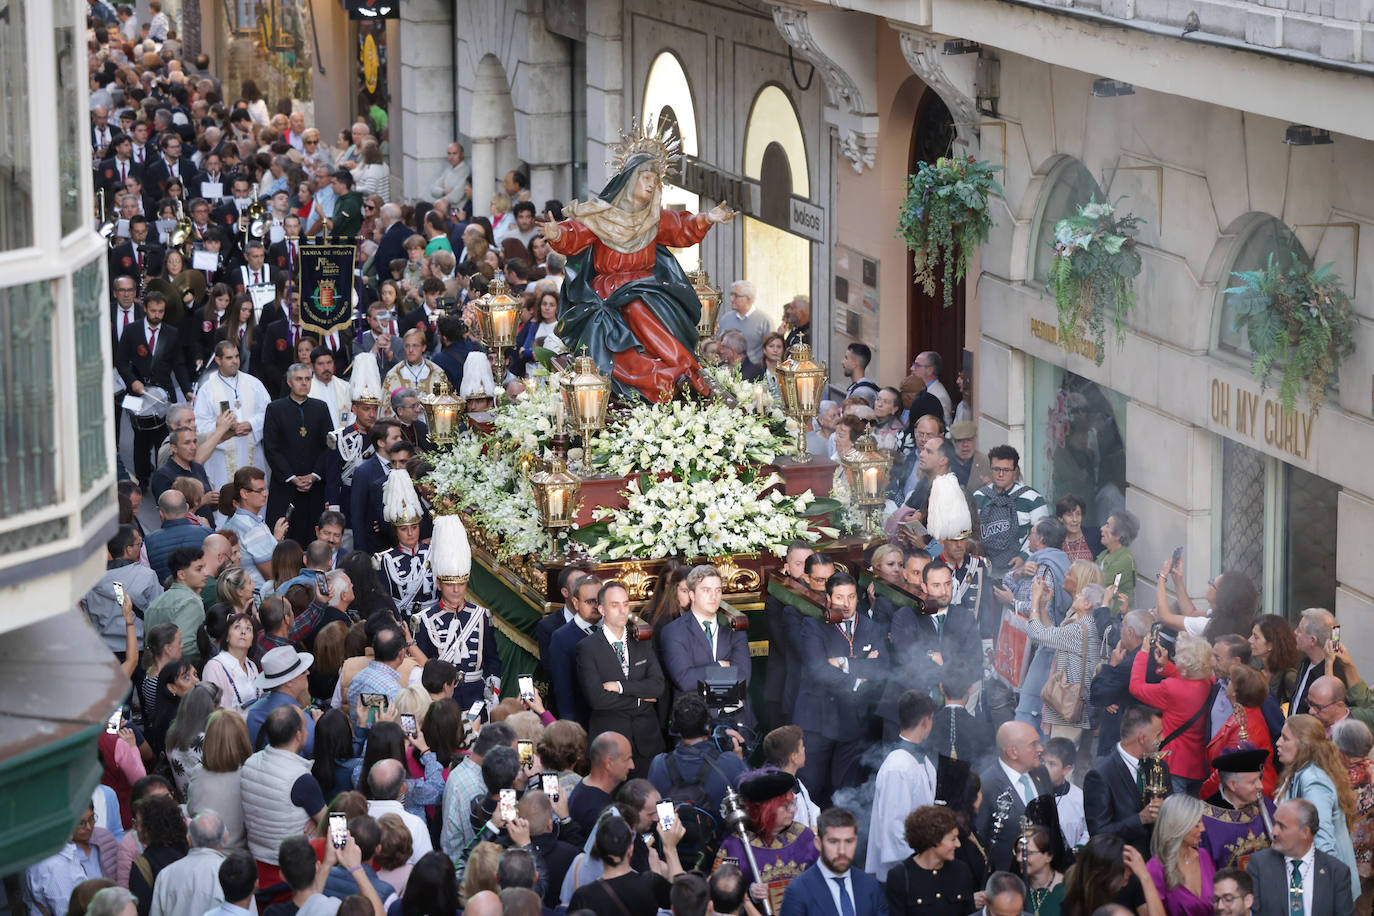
0;0;32;251
1217;437;1336;617
1030;361;1128;531
1284;464;1337;614
742;86;810;328
1217;215;1311;356
1030;158;1102;283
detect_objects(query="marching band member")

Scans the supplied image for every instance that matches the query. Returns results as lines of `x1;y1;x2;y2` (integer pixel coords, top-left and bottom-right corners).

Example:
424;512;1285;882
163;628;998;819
375;469;435;617
326;353;382;523
414;515;502;708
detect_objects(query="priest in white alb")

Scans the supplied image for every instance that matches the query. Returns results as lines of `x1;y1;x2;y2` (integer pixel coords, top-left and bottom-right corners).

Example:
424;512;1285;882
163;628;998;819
194;339;269;491
307;346;353;429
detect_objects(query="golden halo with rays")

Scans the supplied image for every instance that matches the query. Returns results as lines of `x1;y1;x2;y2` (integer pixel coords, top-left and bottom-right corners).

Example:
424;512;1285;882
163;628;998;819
608;115;683;181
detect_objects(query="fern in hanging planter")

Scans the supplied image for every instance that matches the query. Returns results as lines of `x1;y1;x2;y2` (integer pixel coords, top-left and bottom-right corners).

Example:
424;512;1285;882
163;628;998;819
897;155;1002;309
1047;198;1143;365
1223;256;1356;412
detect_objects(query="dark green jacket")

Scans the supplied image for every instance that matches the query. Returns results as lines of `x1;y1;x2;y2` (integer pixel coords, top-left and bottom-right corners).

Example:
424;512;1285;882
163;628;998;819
331;190;366;240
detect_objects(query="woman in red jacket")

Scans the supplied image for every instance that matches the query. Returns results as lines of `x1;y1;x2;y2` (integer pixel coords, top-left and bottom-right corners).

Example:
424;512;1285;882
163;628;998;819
1200;664;1278;799
1131;631;1216;795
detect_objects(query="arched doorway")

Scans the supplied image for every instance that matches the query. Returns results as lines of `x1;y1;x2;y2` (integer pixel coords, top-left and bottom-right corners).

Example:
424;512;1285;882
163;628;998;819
742;85;811;329
642;52;702;263
905;90;962;407
468;54;518;219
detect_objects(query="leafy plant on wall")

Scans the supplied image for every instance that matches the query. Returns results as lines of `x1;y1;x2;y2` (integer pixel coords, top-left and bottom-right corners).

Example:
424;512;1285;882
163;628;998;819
1047;198;1143;365
897;156;1003;309
1224;256;1356;411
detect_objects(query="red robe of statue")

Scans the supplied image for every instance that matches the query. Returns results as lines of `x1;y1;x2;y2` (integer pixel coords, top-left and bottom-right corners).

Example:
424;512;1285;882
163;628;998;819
548;209;712;401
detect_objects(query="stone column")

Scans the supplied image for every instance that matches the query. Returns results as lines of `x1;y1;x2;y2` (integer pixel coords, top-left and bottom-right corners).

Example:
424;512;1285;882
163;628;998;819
470;137;498;223
398;0;456;200
584;0;625;193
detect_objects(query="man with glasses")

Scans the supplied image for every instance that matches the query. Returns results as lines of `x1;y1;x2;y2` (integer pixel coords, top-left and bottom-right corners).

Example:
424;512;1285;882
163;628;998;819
1210;868;1254;916
974;720;1052;873
972;444;1049;577
23;803;100;916
716;280;772;366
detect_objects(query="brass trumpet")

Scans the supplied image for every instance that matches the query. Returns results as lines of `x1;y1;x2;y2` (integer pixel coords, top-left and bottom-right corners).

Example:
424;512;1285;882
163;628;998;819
169;198;194;258
242;200;269;244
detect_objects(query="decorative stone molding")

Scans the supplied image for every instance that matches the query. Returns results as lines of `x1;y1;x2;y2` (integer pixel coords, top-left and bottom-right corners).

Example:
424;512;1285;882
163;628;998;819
768;3;880;171
772;5;867;114
839;131;877;173
892;25;982;146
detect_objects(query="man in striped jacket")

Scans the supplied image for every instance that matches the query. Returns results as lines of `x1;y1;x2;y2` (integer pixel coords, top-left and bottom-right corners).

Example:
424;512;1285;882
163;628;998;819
972;444;1049;577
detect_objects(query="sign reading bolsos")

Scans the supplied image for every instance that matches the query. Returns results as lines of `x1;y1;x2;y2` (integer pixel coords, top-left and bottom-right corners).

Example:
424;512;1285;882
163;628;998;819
298;243;356;338
1209;376;1316;461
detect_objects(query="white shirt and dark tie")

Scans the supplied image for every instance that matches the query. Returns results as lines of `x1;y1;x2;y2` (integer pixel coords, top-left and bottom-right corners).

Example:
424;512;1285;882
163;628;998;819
999;758;1037;805
1287;845;1314;916
116;307;136;339
603;626;630;678
819;861;858;916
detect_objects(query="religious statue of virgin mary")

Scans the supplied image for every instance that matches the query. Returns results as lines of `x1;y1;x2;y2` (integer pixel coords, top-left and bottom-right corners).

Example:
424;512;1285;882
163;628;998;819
538;119;735;402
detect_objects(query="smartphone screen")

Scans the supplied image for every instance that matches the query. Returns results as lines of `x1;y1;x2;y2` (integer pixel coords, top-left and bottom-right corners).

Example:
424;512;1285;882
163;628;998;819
400;713;417;738
541;773;560;802
499;788;518;822
656;800;676;831
1113;573;1122;587
1333;625;1342;646
1171;546;1183;564
518;675;535;700
112;582;126;607
466;700;484;722
517;739;534;767
105;709;123;735
329;812;348;849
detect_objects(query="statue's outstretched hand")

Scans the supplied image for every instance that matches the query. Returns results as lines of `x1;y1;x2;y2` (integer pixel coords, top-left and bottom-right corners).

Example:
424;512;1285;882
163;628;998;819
706;200;737;224
537;210;562;243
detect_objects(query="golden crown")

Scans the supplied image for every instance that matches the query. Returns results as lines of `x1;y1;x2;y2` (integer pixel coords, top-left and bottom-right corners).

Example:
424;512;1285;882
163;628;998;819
609;115;683;181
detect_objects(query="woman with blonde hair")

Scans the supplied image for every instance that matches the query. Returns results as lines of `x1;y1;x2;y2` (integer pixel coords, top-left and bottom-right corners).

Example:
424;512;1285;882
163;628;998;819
215;567;255;618
170;477;210;527
459;840;503;906
1131;631;1215;795
1145;794;1213;916
187;709;252;850
1276;713;1361;898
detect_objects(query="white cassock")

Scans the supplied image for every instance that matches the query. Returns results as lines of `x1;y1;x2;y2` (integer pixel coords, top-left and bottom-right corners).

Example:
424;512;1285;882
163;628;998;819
309;376;353;429
195;371;269;490
1056;782;1088;848
864;742;937;878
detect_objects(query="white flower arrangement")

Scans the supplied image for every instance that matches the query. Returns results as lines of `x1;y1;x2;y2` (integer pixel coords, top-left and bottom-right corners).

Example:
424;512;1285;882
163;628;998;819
490;375;564;455
423;365;835;565
701;363;788;422
586;473;829;560
426;434;546;561
589;398;788;480
829;466;883;535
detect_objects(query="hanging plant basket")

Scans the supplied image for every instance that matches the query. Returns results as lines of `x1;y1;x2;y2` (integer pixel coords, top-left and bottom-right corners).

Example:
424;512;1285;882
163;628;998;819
1224;256;1356;412
1047;198;1143;364
897;156;1003;309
